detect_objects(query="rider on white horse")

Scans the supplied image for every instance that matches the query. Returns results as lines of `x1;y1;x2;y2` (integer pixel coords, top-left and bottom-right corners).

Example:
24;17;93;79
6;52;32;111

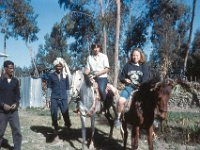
84;42;110;112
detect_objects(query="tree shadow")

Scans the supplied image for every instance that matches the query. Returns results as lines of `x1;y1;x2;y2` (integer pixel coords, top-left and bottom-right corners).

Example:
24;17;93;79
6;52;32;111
30;125;127;150
1;138;14;150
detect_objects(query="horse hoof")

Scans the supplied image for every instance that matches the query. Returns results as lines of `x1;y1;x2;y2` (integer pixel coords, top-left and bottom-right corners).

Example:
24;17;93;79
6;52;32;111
89;142;95;150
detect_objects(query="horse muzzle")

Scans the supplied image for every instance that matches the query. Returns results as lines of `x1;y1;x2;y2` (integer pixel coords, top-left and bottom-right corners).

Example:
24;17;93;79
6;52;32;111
155;109;168;120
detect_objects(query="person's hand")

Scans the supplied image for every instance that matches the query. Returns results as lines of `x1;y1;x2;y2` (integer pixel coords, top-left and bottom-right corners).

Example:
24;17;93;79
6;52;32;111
135;83;140;89
89;72;95;79
3;104;11;111
125;78;132;84
10;103;17;111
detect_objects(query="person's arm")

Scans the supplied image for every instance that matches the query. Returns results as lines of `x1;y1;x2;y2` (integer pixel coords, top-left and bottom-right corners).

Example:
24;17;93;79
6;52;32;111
95;68;109;77
16;79;20;101
85;56;91;75
10;79;20;110
95;54;110;77
141;64;149;83
46;75;52;99
119;64;128;83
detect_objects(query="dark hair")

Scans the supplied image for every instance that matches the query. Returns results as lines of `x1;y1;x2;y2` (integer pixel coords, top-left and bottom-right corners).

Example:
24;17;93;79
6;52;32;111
3;60;14;68
91;43;102;51
128;48;146;64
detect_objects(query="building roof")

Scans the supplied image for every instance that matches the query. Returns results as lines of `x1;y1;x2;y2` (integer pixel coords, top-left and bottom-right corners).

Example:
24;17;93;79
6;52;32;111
0;52;8;57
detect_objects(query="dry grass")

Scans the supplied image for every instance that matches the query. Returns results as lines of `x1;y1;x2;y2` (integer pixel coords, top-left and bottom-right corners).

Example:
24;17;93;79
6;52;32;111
1;108;200;150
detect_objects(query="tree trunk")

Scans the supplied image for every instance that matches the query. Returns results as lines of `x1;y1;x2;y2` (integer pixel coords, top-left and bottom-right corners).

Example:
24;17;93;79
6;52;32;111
26;43;39;77
99;0;107;54
4;34;7;62
183;0;196;78
113;0;120;87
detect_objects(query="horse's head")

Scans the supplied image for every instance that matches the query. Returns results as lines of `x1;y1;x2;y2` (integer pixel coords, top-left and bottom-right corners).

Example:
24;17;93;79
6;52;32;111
71;70;84;98
153;78;175;120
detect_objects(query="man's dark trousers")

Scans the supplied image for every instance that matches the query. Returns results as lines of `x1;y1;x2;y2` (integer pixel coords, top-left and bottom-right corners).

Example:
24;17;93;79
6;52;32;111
51;98;71;129
0;111;22;150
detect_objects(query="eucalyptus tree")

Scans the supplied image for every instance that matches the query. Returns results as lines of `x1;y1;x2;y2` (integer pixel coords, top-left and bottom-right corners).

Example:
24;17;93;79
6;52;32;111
187;30;200;81
35;24;71;70
0;0;39;74
58;0;99;68
147;0;191;79
123;16;149;59
0;0;39;50
183;0;196;79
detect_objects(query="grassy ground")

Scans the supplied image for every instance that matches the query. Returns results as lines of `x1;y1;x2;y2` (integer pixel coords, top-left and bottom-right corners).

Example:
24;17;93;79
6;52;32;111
1;107;200;150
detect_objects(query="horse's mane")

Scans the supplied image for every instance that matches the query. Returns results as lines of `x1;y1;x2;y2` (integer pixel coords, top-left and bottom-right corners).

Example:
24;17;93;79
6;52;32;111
83;74;93;87
134;77;160;103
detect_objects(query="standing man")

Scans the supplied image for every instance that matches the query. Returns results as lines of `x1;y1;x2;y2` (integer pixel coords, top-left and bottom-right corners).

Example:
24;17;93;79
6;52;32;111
0;60;22;150
85;42;110;110
47;57;71;132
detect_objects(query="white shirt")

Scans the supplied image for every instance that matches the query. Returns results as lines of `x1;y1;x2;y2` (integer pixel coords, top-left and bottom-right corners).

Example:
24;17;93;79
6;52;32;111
85;52;109;78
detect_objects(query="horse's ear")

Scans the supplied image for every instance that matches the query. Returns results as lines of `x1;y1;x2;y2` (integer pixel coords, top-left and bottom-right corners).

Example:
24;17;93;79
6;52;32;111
150;82;162;91
166;78;175;87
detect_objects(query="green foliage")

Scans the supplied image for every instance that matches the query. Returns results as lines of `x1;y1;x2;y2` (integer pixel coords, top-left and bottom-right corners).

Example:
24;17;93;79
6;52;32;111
187;30;200;81
0;0;39;42
123;16;149;59
35;26;71;70
168;111;200;131
14;66;32;77
148;0;191;78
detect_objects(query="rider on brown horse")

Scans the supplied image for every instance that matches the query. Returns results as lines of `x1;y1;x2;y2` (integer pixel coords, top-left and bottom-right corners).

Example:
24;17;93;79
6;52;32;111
115;48;150;128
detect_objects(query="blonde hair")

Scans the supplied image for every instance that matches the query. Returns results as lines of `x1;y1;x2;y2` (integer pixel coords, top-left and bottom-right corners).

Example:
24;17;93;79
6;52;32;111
128;48;146;64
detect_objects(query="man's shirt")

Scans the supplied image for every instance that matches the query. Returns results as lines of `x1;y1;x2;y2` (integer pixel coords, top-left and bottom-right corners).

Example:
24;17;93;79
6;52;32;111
0;76;20;112
47;72;69;100
85;52;109;78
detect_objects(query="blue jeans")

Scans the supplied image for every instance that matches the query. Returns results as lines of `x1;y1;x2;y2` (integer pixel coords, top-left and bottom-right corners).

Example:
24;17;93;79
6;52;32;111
95;77;108;102
120;85;135;100
50;98;71;128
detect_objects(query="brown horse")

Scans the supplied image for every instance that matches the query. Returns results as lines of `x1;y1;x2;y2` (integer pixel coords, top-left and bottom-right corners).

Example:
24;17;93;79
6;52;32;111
122;78;174;150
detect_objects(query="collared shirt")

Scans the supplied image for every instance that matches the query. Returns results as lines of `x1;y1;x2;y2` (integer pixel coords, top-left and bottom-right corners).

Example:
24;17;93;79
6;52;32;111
85;52;109;78
0;76;20;112
47;72;69;100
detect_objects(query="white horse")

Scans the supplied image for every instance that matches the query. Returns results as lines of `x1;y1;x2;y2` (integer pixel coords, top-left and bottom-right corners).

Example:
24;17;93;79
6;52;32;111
71;69;98;149
71;69;119;150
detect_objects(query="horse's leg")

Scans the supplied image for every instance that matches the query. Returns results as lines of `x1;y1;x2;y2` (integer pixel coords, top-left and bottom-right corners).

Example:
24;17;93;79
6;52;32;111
104;109;114;139
122;121;128;150
89;113;96;149
147;125;154;150
80;115;87;150
131;126;139;150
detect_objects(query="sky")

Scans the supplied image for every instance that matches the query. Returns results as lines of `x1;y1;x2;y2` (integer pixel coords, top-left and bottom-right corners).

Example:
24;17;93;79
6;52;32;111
0;0;66;67
0;0;199;67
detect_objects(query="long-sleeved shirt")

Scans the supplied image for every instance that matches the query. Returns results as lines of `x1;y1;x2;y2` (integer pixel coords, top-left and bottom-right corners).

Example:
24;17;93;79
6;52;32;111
0;76;20;112
119;62;149;85
47;72;70;100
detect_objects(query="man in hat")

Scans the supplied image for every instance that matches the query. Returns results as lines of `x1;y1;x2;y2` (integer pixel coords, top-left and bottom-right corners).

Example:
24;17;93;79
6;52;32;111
47;57;71;132
0;60;22;150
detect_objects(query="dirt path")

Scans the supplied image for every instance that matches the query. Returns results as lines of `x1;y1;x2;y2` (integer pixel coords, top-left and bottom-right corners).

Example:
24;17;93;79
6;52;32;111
1;109;199;150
